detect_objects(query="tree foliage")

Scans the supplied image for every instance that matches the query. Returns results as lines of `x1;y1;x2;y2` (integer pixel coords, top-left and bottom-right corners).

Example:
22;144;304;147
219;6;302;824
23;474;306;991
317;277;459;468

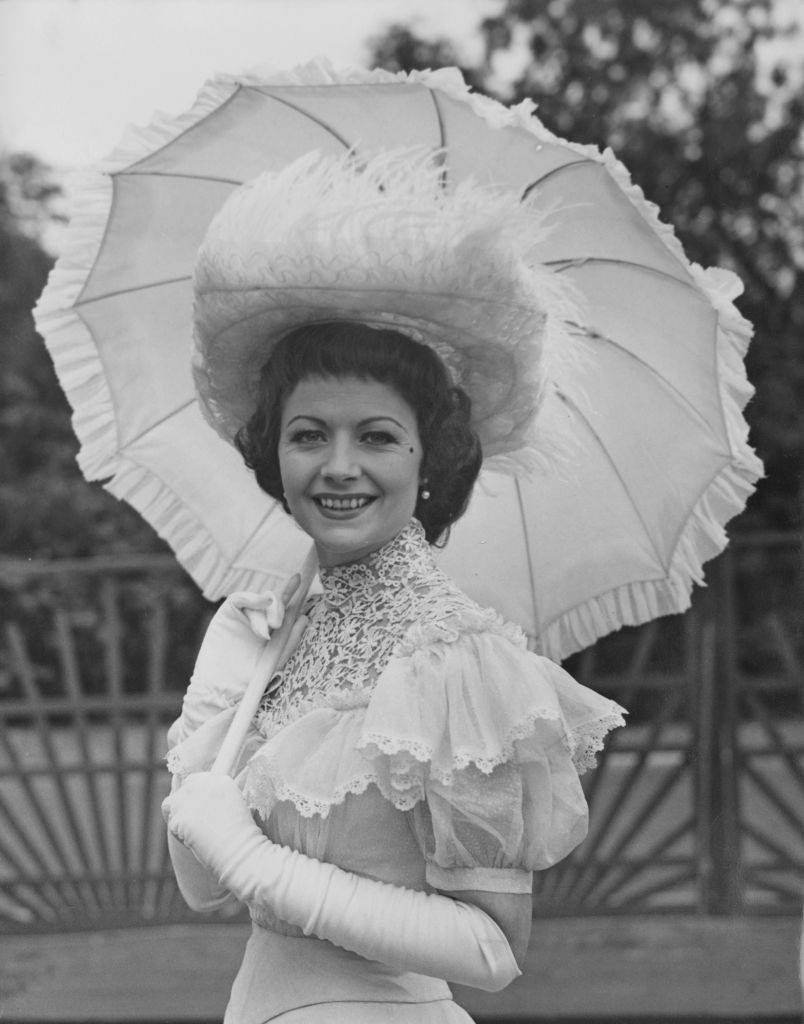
369;0;804;529
0;153;166;559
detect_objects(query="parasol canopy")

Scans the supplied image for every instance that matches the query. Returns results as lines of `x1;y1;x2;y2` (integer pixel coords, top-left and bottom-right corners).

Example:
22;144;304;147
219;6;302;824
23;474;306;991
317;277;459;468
34;61;761;662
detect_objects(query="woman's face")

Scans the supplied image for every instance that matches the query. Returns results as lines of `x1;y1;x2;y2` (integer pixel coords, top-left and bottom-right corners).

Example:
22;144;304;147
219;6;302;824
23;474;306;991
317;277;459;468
278;374;423;567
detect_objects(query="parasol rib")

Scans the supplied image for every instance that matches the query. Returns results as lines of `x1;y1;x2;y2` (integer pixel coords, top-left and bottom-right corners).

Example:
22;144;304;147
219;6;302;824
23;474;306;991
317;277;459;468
120;170;245;186
557;391;667;570
430;89;447;149
556;390;736;589
514;477;541;638
123;85;249;174
663;451;746;572
259;88;354;151
548;257;696;285
113;399;197;450
74;276;191;308
428;91;449;190
564;318;729;442
521;158;595;198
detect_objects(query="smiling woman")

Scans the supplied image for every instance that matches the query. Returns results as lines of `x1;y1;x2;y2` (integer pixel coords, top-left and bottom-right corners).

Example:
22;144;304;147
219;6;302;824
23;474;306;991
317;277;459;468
160;148;626;1023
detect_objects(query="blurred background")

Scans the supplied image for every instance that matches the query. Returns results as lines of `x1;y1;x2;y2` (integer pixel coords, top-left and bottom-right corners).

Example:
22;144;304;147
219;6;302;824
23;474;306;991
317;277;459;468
1;1;802;1021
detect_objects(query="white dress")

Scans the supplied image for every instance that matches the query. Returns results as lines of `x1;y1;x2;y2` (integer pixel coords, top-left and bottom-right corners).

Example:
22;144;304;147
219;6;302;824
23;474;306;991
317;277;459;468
168;519;625;1023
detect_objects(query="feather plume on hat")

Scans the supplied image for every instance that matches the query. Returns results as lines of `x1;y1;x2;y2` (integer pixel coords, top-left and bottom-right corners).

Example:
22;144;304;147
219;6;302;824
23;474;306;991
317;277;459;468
192;147;583;472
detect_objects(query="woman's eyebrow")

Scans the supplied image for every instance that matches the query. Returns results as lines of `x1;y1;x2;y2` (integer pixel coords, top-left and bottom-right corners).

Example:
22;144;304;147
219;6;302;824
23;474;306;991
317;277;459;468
285;414;408;432
357;416;408;432
285;414;325;427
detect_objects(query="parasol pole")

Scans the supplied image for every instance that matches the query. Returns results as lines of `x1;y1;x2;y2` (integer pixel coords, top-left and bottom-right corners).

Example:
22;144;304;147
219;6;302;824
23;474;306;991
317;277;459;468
211;546;318;776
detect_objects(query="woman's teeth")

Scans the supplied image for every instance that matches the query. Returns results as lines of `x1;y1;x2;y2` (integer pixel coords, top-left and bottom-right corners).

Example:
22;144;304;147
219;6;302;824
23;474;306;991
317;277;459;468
316;496;373;510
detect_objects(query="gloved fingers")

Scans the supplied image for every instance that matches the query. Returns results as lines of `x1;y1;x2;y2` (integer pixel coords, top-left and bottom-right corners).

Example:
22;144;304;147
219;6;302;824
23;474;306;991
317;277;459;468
226;591;286;639
162;772;263;877
162;772;243;837
176;770;242;807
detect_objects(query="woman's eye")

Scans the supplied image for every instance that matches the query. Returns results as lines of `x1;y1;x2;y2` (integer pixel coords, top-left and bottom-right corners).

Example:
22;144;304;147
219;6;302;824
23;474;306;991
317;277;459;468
362;430;397;445
289;429;325;444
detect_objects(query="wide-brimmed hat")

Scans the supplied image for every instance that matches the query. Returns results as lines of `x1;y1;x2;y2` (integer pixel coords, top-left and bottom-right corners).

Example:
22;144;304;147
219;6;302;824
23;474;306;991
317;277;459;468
192;148;579;468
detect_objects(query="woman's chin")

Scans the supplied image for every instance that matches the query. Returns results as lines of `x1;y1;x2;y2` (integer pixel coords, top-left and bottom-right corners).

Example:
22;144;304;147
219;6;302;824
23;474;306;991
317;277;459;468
305;508;407;567
315;530;385;567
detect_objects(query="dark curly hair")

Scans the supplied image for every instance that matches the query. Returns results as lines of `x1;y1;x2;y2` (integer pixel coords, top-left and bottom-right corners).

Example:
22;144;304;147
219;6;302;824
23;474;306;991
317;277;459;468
234;322;483;545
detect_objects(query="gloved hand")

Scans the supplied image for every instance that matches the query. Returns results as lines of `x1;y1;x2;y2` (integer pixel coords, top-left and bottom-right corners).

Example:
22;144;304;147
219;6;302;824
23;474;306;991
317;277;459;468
167;831;239;913
168;586;291;748
162;773;521;992
165;774;239;913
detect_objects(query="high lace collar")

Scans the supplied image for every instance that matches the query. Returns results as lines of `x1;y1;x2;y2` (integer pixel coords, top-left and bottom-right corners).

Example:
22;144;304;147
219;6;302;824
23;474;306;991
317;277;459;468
319;519;435;607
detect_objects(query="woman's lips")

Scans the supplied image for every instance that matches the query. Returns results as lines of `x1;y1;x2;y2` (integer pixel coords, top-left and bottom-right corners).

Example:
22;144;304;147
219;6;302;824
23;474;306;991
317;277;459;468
312;495;377;513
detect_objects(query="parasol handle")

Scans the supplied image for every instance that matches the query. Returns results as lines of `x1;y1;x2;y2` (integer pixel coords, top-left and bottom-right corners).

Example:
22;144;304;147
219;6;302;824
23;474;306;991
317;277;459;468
211;548;318;777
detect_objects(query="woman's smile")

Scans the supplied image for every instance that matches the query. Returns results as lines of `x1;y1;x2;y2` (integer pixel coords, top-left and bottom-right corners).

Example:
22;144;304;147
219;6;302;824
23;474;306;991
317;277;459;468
313;493;378;514
278;375;423;566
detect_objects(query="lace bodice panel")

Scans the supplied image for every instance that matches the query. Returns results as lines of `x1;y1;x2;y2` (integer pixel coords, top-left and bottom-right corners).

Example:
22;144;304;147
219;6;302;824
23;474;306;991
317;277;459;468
256;519;502;734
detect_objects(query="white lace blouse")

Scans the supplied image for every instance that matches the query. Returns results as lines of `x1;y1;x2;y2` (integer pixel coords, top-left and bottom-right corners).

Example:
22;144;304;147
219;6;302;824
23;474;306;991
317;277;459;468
168;519;626;900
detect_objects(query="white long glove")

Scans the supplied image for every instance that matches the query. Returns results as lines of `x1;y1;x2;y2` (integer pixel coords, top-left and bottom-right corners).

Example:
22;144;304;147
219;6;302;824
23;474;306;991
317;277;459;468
163;773;521;992
167;590;286;748
166;773;239;914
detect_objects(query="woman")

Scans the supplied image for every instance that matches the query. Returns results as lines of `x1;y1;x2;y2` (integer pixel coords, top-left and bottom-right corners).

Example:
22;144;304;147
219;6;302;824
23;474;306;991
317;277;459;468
162;151;626;1022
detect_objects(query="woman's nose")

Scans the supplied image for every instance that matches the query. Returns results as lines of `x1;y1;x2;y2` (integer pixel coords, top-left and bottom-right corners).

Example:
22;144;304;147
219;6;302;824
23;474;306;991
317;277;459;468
321;438;359;481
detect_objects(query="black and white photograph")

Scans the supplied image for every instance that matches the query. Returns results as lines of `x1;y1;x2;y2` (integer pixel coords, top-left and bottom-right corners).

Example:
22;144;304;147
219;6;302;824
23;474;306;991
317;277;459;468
0;1;802;1021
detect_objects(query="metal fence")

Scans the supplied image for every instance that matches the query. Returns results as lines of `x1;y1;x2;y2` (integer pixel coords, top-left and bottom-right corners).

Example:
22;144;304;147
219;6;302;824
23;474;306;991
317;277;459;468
1;533;802;934
549;531;803;916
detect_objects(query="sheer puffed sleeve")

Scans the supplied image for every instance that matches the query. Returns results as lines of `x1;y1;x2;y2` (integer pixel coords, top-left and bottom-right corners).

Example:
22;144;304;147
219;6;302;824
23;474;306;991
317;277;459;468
358;615;626;894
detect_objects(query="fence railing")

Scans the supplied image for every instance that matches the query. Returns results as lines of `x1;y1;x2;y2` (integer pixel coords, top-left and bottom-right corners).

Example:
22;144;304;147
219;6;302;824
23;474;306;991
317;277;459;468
1;532;802;933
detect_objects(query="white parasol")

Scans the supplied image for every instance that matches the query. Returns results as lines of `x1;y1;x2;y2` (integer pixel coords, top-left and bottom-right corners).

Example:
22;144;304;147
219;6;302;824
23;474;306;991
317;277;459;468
34;61;761;663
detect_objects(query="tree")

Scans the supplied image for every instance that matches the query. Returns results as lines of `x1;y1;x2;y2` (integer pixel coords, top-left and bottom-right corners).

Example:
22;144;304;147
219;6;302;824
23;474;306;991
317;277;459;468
368;0;804;530
0;152;167;559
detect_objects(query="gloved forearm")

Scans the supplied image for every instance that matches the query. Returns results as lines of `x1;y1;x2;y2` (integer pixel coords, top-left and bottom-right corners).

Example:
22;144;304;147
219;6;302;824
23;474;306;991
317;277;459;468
225;831;519;991
164;774;520;992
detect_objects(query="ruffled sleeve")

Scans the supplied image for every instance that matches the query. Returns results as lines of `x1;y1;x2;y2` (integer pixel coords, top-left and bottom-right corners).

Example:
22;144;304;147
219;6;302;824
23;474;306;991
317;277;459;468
359;620;626;893
240;611;625;893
